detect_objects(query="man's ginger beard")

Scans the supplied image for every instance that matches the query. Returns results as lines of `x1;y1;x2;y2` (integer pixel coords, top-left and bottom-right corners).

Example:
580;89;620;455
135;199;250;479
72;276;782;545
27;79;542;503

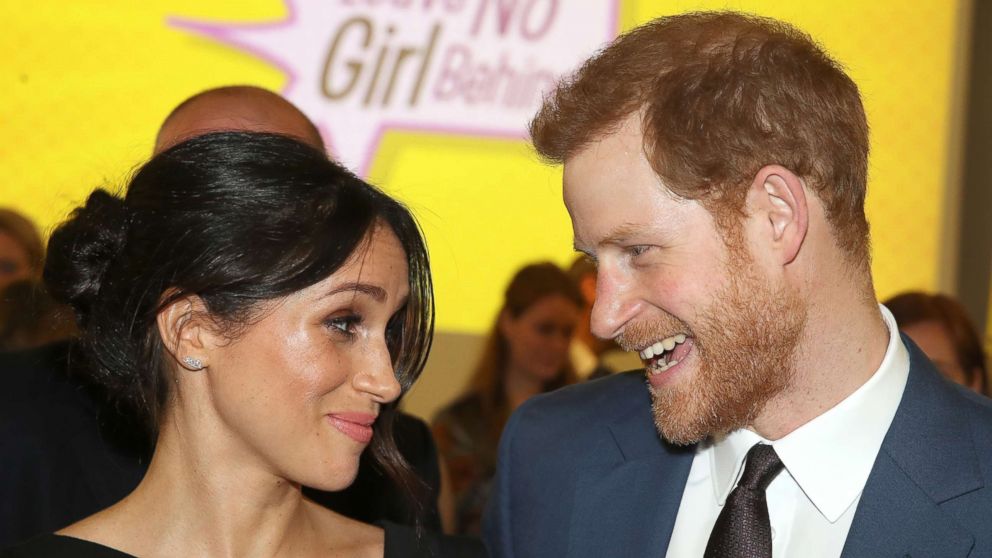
619;244;807;445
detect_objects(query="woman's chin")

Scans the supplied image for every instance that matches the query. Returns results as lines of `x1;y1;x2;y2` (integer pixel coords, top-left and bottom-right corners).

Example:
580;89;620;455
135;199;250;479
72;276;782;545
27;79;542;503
531;366;563;383
297;463;361;493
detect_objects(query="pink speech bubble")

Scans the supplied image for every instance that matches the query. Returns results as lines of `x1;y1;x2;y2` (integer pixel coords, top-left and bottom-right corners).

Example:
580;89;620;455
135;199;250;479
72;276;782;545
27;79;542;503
170;0;618;176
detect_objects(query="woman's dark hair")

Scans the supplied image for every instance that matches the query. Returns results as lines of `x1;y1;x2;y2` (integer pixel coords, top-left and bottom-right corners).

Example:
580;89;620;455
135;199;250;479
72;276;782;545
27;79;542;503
467;262;582;424
885;291;988;395
44;131;434;505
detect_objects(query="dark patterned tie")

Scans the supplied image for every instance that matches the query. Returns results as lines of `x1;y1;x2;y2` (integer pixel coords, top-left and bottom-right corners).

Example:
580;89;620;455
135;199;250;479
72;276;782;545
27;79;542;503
704;443;784;558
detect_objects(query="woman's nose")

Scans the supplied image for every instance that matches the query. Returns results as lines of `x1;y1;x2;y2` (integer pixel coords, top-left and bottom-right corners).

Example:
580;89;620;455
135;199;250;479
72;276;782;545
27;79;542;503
352;346;402;404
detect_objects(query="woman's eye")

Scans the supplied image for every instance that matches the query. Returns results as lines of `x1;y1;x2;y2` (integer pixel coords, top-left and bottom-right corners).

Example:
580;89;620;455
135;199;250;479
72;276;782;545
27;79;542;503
325;314;361;336
385;311;405;362
536;323;555;336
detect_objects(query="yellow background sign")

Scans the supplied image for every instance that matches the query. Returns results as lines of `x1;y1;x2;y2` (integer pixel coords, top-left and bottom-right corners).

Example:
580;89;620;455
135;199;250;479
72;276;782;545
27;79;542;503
1;0;967;337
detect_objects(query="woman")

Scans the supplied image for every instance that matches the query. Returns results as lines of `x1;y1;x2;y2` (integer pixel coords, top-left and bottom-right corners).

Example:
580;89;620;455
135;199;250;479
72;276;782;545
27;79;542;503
0;208;45;291
885;291;989;395
432;262;582;535
0;279;77;351
3;132;480;557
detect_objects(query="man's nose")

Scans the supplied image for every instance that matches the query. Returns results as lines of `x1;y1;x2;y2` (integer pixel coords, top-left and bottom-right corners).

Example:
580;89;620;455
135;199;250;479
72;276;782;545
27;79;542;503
590;264;641;340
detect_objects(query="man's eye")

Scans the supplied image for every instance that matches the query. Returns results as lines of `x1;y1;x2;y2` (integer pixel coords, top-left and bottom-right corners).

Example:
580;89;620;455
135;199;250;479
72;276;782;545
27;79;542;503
628;245;651;257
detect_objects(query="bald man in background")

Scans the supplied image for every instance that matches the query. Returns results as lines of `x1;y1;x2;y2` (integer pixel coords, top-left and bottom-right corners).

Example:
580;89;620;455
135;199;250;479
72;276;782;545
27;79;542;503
153;85;324;154
1;86;444;547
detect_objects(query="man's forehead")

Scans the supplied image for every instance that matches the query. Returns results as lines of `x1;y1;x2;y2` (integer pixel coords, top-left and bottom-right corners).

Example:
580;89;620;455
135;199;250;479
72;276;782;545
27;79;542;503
565;117;646;170
565;173;691;255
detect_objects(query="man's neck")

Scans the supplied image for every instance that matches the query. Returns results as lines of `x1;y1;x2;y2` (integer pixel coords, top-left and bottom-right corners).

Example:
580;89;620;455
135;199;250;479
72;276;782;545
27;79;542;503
750;286;889;440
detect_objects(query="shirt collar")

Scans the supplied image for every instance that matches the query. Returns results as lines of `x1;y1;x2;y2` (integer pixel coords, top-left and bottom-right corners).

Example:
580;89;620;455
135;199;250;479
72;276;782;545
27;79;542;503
710;305;910;522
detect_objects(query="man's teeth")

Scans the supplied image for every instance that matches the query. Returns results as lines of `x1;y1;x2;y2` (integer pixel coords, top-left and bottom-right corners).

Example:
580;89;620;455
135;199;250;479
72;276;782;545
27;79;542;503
651;358;680;374
638;333;687;361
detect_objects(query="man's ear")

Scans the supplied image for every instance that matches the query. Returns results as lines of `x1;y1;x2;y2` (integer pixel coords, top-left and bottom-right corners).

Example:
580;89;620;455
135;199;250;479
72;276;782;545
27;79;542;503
748;164;809;265
156;292;213;371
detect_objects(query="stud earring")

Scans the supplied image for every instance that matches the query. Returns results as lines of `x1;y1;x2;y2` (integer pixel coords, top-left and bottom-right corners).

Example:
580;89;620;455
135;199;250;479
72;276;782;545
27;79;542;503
182;356;205;370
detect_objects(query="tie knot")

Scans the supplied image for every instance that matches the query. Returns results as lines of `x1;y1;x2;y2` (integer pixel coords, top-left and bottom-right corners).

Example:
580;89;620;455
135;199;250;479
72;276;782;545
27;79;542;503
738;444;784;492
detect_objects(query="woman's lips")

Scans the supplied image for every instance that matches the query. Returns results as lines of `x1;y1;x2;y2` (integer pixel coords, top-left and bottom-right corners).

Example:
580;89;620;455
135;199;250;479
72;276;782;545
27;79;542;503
326;413;376;444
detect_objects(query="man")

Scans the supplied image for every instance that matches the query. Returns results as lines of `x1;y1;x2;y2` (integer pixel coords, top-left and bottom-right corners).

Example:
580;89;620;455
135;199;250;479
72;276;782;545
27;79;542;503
153;85;324;153
484;12;992;558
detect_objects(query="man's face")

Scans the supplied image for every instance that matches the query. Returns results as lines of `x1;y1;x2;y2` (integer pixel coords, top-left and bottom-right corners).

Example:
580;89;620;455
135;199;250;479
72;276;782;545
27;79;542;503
563;117;807;444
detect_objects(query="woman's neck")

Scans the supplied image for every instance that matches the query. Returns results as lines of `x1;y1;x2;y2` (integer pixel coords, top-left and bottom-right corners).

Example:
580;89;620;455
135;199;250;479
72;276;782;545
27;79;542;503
70;406;340;558
503;366;544;411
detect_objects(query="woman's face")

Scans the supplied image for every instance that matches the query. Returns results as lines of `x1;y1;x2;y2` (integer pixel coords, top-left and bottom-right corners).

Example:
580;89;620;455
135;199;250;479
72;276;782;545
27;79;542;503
901;319;982;392
501;294;580;383
0;231;33;290
199;225;409;490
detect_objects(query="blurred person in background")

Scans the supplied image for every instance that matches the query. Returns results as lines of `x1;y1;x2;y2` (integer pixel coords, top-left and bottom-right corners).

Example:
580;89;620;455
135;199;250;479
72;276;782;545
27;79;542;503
432;262;581;535
885;291;988;395
0;208;44;291
567;256;616;379
0;280;77;352
566;256;642;380
153;85;324;154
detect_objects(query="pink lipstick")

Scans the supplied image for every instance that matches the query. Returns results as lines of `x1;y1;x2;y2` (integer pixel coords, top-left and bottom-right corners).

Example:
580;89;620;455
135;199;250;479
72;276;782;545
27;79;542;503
327;413;376;444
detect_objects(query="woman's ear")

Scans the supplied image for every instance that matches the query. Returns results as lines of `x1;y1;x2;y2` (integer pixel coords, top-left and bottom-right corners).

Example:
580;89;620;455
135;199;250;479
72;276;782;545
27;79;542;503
156;292;213;371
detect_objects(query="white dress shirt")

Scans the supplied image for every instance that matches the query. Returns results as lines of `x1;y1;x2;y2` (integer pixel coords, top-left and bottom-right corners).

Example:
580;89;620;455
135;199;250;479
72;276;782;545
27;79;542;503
665;305;910;558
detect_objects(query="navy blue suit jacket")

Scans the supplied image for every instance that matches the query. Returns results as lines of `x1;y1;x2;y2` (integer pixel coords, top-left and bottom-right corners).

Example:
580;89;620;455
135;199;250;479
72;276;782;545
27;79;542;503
484;338;992;557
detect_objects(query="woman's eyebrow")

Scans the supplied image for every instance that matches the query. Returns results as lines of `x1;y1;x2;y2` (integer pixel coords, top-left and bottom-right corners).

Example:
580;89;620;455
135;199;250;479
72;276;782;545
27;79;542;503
322;282;387;302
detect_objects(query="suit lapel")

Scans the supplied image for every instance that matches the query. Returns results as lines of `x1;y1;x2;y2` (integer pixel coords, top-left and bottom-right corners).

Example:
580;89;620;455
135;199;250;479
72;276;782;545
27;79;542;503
567;395;695;558
841;450;974;557
842;339;981;557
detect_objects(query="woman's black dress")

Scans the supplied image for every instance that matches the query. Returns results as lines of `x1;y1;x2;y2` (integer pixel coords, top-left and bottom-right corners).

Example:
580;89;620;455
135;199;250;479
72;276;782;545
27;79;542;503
1;522;486;557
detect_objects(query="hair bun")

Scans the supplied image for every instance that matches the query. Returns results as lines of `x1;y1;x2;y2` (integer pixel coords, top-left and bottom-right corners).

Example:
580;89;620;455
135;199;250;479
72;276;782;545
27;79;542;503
44;189;128;321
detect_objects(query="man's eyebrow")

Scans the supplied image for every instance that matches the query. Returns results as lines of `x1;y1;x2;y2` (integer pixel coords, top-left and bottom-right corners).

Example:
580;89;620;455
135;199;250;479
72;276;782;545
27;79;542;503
322;282;387;302
604;223;645;244
573;222;645;258
586;223;643;249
